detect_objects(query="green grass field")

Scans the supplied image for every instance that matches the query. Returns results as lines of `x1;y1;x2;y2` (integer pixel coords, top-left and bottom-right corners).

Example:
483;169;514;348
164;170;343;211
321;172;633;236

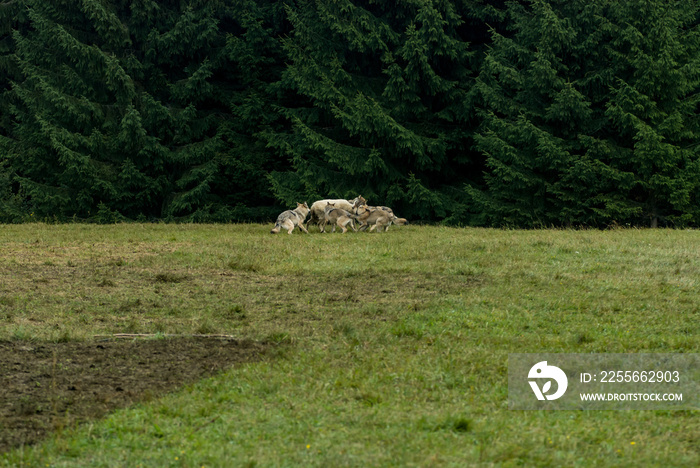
0;223;697;467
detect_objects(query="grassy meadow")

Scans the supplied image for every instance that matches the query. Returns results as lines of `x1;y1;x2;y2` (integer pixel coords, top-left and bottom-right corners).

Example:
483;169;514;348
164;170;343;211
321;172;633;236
0;223;697;467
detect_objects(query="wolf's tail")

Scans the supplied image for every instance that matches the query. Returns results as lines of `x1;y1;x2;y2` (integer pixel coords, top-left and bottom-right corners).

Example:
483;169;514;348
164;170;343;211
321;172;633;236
270;223;281;234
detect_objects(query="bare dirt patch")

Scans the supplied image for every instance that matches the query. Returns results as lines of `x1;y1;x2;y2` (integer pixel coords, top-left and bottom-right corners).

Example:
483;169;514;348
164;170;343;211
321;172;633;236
0;338;268;453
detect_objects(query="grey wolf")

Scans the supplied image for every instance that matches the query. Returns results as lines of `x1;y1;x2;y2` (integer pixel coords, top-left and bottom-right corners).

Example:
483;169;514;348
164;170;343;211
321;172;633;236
323;203;371;233
270;202;310;234
307;196;367;232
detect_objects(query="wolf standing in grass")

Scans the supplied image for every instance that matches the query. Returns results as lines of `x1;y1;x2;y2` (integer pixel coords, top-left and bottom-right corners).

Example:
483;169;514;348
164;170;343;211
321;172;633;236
270;203;310;234
356;205;408;232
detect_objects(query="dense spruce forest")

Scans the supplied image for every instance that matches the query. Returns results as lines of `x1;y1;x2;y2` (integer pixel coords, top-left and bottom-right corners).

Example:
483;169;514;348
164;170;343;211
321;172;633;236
1;0;699;227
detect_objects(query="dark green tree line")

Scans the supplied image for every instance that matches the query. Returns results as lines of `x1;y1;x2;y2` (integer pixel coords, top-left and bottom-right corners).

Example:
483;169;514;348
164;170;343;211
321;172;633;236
0;0;27;219
471;0;700;227
265;0;481;221
1;0;699;227
1;0;289;222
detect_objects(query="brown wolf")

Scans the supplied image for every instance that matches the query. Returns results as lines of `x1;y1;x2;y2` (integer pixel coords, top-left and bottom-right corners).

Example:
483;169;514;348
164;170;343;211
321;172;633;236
356;205;408;232
376;206;407;231
307;196;366;232
270;202;310;234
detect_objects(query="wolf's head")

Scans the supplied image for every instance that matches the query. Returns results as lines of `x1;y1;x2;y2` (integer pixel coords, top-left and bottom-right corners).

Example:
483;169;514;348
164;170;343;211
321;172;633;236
352;196;367;208
295;202;310;218
354;205;370;216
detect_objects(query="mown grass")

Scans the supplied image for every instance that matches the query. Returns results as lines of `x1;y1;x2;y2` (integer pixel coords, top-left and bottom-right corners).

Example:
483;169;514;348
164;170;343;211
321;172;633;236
0;223;698;467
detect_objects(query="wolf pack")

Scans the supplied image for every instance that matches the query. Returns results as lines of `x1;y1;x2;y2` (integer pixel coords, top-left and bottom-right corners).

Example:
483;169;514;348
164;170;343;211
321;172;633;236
270;196;408;234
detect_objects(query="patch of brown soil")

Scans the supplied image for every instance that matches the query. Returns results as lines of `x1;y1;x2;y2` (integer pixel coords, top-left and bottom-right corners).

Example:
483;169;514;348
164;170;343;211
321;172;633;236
0;338;267;453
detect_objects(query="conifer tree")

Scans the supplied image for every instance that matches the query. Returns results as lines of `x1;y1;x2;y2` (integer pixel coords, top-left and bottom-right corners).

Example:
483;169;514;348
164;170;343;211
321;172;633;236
7;0;161;219
266;0;478;220
7;0;131;218
215;0;293;221
5;0;288;221
0;0;23;139
604;0;700;227
473;0;700;227
0;0;27;221
473;0;621;227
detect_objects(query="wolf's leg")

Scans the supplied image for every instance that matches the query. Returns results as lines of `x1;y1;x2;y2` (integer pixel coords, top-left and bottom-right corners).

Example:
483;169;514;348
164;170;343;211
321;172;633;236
369;223;377;232
298;223;309;234
315;212;325;232
338;218;352;233
281;220;294;234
